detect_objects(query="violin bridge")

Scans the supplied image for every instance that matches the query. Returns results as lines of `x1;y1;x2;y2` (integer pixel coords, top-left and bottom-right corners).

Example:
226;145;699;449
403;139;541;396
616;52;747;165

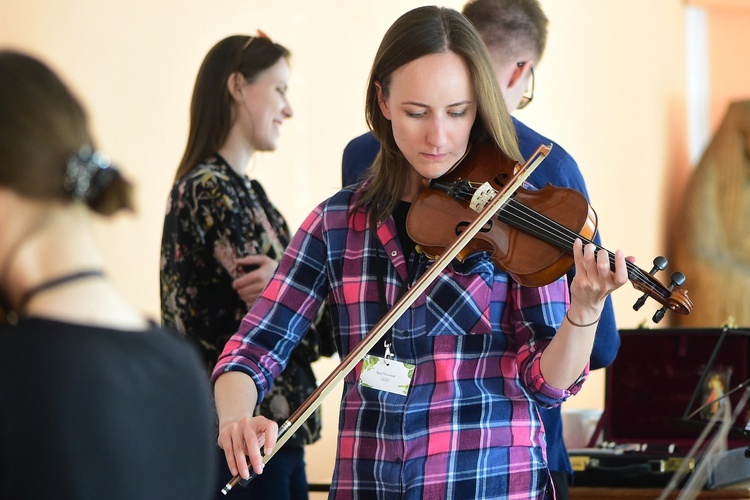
469;182;497;213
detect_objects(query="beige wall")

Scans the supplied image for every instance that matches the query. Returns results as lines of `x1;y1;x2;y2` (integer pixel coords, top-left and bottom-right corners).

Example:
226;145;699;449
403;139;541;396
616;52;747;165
2;0;702;488
706;4;750;131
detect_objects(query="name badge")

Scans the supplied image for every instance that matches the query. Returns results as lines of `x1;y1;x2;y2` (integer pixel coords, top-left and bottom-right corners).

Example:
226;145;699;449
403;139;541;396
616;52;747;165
360;354;414;396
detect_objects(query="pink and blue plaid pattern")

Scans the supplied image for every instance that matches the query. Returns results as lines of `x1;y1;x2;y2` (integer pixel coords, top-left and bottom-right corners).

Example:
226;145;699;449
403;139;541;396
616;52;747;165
214;187;587;499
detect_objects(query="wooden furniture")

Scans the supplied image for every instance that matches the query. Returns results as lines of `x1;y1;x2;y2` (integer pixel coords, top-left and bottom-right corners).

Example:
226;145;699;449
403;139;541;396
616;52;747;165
570;486;750;499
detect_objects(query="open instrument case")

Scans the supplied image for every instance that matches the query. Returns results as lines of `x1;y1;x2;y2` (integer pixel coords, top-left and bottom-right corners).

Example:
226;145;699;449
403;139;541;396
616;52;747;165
569;327;750;489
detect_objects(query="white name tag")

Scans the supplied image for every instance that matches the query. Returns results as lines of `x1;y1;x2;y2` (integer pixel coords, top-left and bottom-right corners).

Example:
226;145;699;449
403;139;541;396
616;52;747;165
359;354;414;396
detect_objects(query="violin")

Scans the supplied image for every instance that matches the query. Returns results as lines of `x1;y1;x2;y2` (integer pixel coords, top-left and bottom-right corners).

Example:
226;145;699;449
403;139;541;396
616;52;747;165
406;142;694;323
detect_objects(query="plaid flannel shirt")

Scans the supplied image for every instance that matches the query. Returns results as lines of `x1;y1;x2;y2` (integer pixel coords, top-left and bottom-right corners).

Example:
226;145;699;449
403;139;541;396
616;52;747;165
214;186;588;499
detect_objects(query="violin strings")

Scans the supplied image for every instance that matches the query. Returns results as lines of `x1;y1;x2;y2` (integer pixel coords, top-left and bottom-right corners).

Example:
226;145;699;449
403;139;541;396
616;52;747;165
456;182;670;298
502;199;669;298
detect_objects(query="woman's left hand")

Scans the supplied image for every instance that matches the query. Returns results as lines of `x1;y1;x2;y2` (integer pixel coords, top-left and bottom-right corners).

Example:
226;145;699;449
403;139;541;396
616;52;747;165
568;238;631;319
232;254;278;307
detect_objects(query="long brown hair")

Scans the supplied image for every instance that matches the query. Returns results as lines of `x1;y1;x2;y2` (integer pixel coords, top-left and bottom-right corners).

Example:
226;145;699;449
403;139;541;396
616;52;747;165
173;34;291;181
0;50;132;216
354;6;522;228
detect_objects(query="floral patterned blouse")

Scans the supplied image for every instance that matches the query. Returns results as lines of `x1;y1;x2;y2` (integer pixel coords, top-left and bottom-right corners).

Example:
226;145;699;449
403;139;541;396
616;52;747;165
160;155;335;447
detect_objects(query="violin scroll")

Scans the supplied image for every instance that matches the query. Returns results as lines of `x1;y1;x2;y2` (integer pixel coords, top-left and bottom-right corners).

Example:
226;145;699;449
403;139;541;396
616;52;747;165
630;256;693;323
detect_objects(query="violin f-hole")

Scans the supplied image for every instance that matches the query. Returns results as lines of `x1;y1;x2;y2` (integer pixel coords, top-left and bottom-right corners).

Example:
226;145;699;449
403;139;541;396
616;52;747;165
455;219;493;237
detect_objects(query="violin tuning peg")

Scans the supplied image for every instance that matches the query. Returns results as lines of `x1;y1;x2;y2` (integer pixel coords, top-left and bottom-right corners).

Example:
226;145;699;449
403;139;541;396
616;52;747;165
649;272;686;323
650;256;668;274
653;306;668;324
670;272;686;288
633;293;648;311
634;256;669;312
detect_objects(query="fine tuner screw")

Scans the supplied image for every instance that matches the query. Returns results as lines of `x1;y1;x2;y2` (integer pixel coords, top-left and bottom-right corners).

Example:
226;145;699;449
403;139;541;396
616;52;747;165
633;256;668;311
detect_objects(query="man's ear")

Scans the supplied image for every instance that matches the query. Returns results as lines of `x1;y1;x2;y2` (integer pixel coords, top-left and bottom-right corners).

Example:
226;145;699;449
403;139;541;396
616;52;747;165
227;72;244;101
507;61;530;91
375;81;391;120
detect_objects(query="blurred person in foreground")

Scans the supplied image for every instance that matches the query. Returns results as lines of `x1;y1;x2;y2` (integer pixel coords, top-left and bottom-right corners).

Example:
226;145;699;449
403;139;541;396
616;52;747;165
0;49;215;500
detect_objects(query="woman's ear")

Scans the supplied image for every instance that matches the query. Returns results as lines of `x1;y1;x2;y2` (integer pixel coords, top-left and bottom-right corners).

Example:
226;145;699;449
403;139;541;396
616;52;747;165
226;72;244;102
375;81;391;120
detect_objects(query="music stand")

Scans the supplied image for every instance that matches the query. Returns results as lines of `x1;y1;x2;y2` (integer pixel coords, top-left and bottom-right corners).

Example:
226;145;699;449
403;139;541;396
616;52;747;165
681;326;750;437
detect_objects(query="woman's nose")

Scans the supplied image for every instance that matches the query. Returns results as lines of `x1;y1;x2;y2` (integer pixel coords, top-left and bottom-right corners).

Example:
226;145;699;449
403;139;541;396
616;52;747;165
426;116;446;148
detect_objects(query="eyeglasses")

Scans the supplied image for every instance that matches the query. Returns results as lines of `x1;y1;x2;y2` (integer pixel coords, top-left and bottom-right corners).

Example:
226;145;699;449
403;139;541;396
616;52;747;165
516;62;535;110
242;29;271;51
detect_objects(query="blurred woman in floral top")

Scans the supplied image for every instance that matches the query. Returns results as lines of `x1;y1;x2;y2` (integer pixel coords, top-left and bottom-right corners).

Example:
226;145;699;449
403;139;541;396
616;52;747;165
160;33;335;500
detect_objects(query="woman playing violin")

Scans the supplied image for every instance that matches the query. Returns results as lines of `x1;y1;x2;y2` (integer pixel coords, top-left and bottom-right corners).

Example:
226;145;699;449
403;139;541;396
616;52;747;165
213;6;629;499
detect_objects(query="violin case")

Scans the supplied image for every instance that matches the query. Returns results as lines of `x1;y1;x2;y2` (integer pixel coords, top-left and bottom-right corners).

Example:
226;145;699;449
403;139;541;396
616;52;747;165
568;327;750;489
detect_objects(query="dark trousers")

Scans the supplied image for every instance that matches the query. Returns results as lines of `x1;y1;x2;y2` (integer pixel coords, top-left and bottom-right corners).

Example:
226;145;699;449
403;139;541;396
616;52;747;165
215;446;308;500
550;470;570;500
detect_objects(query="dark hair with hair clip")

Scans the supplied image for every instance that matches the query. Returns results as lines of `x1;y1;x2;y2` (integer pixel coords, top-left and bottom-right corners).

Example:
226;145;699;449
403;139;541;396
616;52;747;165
63;145;133;215
173;33;291;181
0;50;133;215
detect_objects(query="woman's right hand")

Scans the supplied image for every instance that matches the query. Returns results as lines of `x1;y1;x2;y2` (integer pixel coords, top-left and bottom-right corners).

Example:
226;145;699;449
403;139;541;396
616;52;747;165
214;371;275;479
217;414;278;479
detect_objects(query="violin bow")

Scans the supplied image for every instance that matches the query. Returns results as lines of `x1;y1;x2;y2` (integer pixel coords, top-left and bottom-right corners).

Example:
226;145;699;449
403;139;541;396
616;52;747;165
220;144;551;494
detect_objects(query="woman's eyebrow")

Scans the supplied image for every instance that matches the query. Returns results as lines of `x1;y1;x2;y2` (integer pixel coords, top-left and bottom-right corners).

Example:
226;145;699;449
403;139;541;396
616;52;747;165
400;99;473;107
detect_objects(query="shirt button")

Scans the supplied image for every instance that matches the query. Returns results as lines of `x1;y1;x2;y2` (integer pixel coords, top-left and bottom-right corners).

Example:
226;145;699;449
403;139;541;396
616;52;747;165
391;250;397;257
395;457;403;464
